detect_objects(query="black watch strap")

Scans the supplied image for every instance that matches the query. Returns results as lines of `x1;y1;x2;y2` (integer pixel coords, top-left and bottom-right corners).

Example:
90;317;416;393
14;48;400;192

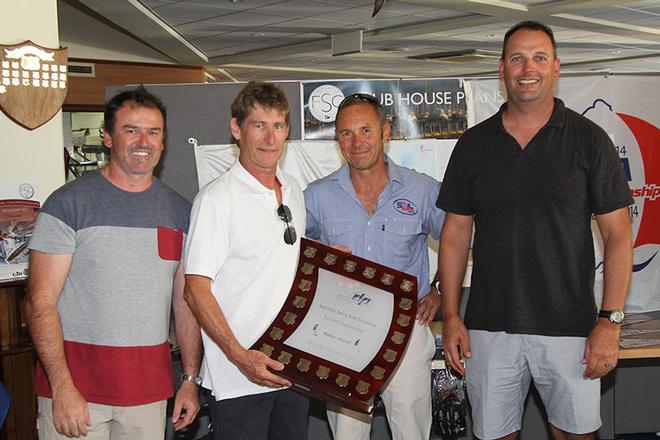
598;309;625;324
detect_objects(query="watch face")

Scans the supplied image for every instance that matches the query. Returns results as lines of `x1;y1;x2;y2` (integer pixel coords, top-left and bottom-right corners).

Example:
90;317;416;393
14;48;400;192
611;310;625;324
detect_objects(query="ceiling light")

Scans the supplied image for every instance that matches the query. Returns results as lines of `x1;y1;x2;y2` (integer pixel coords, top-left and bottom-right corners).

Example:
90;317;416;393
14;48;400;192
409;49;501;63
552;13;660;36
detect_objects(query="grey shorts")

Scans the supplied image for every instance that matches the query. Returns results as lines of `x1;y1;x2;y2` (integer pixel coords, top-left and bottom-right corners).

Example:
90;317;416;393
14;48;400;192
465;330;601;439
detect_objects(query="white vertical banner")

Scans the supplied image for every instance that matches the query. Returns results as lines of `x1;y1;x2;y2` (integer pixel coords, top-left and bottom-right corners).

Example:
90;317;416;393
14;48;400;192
560;76;660;313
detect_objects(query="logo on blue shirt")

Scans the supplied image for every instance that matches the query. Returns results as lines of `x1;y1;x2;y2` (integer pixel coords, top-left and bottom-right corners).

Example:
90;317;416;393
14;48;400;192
393;199;418;215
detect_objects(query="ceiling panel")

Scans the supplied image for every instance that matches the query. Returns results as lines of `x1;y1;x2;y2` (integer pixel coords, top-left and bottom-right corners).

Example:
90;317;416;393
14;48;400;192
149;3;236;25
64;0;660;80
257;1;356;18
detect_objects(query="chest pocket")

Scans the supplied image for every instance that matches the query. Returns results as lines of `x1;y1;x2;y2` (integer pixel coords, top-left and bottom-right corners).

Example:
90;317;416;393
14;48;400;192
157;225;183;261
384;219;421;236
380;219;422;262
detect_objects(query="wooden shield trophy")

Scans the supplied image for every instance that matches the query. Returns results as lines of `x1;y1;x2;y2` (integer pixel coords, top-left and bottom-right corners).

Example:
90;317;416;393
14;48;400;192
0;40;68;130
250;238;418;413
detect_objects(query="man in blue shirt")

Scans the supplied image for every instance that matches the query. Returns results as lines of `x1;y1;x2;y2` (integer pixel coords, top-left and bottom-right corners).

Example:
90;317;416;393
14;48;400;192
304;93;445;440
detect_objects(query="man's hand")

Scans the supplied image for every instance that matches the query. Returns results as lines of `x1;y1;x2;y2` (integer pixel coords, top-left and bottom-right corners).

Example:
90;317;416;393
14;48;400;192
52;385;90;438
442;316;471;375
171;380;201;431
417;291;441;326
231;347;291;388
582;321;620;379
330;244;352;254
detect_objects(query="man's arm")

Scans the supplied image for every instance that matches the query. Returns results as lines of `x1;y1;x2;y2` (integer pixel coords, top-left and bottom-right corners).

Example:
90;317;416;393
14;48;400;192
418;184;445;326
171;262;202;431
439;213;474;374
25;250;89;438
183;274;290;388
417;288;441;326
583;207;632;379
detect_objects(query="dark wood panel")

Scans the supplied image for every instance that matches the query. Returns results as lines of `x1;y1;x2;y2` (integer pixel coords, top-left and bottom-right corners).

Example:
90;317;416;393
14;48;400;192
0;350;37;440
64;59;205;109
0;284;29;350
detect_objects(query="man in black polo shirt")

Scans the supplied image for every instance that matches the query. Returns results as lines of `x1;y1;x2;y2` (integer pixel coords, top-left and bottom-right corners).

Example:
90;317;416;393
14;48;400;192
437;21;633;439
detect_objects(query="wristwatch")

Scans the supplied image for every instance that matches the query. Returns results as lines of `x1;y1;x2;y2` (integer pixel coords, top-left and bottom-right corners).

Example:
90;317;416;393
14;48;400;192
598;309;625;324
180;374;202;386
430;278;441;294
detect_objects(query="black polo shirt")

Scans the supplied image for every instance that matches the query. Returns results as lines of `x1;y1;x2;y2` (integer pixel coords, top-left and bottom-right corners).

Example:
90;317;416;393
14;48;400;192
437;99;633;337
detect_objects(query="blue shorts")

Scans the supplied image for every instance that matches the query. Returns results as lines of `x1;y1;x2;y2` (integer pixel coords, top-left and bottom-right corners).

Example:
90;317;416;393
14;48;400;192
465;330;601;439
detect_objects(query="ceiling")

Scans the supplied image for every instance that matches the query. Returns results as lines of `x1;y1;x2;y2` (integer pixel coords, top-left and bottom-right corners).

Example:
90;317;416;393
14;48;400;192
69;0;660;81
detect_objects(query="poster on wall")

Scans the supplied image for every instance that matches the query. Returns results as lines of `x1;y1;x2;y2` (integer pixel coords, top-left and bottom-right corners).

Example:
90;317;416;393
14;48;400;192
0;183;40;282
466;76;660;313
302;79;467;141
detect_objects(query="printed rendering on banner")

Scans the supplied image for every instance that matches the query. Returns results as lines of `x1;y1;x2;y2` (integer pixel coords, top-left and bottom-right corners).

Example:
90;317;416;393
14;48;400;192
581;98;659;306
0;185;40;282
303;79;467;141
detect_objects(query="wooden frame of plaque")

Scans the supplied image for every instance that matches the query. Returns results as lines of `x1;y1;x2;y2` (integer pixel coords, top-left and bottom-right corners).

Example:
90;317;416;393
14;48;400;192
250;238;418;414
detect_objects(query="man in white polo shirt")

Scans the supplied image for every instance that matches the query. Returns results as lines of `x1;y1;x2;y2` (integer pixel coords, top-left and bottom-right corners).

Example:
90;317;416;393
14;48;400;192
183;81;308;439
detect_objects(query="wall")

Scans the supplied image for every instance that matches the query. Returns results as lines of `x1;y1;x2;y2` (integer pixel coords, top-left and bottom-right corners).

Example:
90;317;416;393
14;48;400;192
0;0;64;203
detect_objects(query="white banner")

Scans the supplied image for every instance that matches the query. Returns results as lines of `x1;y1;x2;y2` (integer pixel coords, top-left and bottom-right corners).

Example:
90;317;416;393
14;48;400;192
192;139;456;191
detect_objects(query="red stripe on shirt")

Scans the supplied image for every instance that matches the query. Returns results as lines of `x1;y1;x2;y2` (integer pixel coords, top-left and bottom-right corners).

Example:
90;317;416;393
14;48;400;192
35;340;174;406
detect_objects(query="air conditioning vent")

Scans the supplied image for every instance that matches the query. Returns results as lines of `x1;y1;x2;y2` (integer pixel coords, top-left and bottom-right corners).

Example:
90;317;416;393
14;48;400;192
408;49;500;63
68;62;95;77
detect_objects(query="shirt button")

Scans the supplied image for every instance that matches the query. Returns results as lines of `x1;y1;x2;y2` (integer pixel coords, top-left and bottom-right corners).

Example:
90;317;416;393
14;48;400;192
367;246;372;251
367;221;371;226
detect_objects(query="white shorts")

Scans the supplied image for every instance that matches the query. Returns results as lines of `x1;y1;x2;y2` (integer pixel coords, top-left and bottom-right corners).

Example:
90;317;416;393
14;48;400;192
465;330;601;439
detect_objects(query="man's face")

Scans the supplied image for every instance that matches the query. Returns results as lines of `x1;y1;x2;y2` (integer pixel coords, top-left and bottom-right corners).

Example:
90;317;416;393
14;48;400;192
103;102;165;178
231;104;289;174
335;103;390;171
499;29;560;105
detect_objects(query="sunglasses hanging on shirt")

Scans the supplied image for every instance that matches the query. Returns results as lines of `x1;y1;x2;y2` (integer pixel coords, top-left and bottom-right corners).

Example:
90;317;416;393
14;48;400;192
277;204;297;245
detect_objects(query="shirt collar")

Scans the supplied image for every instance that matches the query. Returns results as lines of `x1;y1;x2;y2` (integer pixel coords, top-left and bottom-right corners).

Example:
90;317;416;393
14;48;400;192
230;158;288;194
491;97;566;133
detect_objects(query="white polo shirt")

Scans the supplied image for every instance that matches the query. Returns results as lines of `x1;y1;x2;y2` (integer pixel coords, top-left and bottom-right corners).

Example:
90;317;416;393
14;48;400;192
184;159;305;401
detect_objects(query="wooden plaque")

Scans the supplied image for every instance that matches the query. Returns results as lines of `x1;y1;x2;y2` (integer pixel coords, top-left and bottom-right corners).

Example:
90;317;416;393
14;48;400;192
0;40;68;130
250;238;418;414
